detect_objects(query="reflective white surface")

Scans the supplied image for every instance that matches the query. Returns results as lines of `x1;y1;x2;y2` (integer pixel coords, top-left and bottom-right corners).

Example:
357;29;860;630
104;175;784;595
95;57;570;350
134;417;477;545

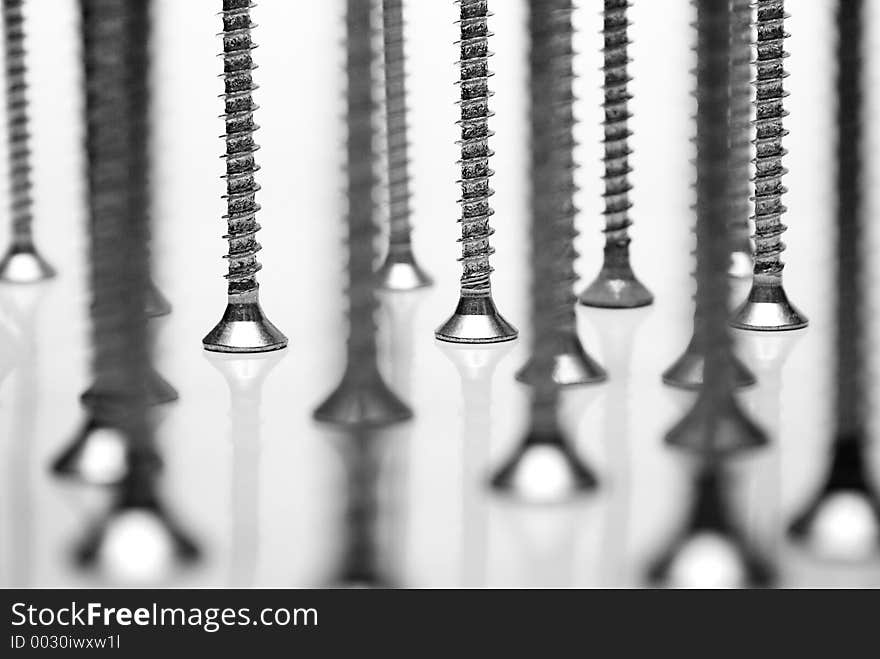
0;0;879;587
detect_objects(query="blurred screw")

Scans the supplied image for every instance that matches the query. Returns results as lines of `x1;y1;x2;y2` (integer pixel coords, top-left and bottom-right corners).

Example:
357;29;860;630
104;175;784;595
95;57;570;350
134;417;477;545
52;0;160;484
0;0;55;283
516;0;605;387
203;0;287;353
647;463;774;588
579;0;652;308
727;0;753;278
313;0;412;428
664;0;765;454
490;0;598;502
375;0;432;291
730;0;807;330
788;0;880;561
435;0;517;344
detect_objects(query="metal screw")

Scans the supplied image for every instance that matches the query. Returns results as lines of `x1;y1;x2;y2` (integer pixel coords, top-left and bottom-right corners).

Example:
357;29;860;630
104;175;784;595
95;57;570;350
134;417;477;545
727;0;753;278
729;0;807;330
375;0;432;291
788;0;880;560
647;463;773;588
579;0;652;309
53;0;162;484
664;0;765;454
202;0;287;353
313;0;412;428
435;0;517;344
0;0;55;283
515;0;605;387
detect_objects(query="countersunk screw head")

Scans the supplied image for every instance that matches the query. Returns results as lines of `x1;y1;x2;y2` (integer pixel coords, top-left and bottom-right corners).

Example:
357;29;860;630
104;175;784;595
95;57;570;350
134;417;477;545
0;243;56;284
664;389;767;455
375;248;433;291
730;277;809;331
435;295;518;345
578;266;654;309
515;329;606;387
313;366;412;428
202;292;288;354
662;336;756;390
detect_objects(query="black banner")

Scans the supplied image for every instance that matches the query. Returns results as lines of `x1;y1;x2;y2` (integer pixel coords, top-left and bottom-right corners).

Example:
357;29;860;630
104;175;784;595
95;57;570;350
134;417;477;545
0;589;872;654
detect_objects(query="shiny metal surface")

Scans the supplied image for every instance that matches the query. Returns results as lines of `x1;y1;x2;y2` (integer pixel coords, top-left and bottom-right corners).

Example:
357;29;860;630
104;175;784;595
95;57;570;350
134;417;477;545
731;277;810;331
202;296;289;353
435;295;518;344
662;335;756;390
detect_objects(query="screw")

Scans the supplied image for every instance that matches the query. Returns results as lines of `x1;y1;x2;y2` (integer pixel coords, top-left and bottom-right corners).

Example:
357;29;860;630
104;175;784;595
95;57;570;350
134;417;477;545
435;0;517;344
491;4;598;502
202;0;287;353
579;0;651;309
313;0;412;428
788;0;880;561
375;0;432;291
727;0;753;278
646;463;774;588
0;0;55;284
515;0;605;387
52;0;162;484
664;0;765;454
729;0;807;330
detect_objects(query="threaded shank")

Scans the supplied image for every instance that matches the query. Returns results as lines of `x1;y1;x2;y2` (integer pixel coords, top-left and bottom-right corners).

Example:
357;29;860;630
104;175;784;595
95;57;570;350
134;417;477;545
81;0;152;437
382;0;413;250
751;0;789;277
728;0;752;250
601;0;633;250
528;0;578;427
346;0;380;364
2;0;33;246
456;0;496;297
221;0;262;296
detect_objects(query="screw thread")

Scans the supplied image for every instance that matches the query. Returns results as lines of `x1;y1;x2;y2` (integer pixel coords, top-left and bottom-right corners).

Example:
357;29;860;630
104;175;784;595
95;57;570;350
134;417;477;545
728;0;752;252
600;0;634;263
80;0;152;439
220;0;263;298
694;0;735;390
382;0;413;252
528;0;578;427
456;0;497;298
345;0;380;365
2;0;34;247
834;0;864;440
750;0;789;278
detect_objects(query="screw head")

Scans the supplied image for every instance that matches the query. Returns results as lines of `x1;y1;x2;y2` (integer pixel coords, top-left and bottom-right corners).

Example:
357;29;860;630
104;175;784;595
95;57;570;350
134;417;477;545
664;390;767;455
662;337;756;390
578;267;654;309
0;243;56;284
489;428;597;503
516;330;607;387
203;298;288;354
730;278;808;331
313;367;412;428
375;249;433;291
435;295;518;344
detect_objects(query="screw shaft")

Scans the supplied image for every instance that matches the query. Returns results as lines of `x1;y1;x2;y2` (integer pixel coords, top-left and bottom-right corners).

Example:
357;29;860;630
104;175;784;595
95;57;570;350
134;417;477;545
834;0;864;440
2;0;34;248
751;0;789;279
600;0;634;269
728;0;752;256
80;0;152;439
456;0;497;298
528;0;579;426
221;0;263;300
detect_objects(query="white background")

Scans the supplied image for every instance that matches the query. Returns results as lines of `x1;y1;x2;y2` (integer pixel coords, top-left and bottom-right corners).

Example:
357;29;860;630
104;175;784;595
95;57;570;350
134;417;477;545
0;0;879;587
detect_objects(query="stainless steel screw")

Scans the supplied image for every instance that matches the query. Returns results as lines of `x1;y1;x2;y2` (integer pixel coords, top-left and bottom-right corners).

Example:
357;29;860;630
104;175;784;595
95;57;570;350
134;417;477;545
0;0;55;284
435;0;517;344
788;0;880;559
727;0;753;277
313;0;412;428
490;0;598;502
52;0;160;483
579;0;652;309
516;0;605;387
375;0;432;291
729;0;807;330
664;0;766;455
202;0;287;353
